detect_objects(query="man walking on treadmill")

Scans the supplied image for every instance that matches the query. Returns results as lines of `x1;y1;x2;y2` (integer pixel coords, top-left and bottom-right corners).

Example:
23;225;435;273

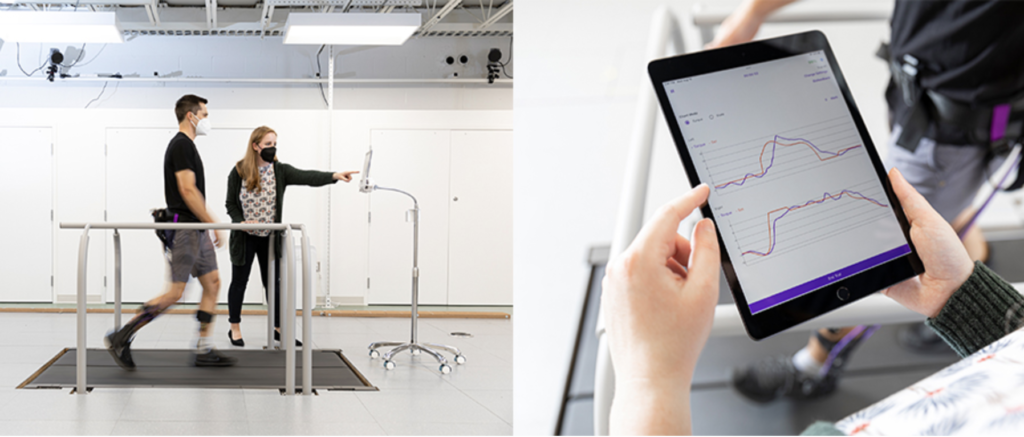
707;0;1024;402
105;94;237;369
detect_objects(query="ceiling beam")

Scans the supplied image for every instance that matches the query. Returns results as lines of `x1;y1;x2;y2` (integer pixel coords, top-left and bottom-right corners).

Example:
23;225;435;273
418;0;460;35
478;0;510;29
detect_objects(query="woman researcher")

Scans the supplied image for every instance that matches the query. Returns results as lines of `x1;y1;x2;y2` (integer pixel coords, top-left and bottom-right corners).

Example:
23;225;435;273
225;125;358;346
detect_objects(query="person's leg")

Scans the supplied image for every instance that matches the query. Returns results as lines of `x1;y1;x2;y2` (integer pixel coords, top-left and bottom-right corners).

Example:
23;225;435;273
191;230;237;366
196;269;221;344
106;230;199;370
263;238;299;346
227;233;259;342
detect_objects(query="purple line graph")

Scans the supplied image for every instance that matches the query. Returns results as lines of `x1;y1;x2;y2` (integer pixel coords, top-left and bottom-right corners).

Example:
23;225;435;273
715;135;862;189
742;189;889;257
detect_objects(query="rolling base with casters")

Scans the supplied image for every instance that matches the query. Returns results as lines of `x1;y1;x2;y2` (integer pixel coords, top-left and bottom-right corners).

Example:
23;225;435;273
369;341;466;374
361;182;467;375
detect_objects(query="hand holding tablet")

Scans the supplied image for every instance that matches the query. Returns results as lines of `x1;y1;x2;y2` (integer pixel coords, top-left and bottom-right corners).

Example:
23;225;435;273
647;31;924;339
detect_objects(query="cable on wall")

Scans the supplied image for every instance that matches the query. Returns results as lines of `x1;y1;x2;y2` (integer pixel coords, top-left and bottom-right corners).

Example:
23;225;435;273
16;43;48;77
499;35;513;79
315;44;330;107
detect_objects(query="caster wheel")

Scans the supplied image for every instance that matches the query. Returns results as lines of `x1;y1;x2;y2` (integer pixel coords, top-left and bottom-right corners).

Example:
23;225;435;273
411;348;421;356
369;350;380;359
454;355;466;365
439;364;452;374
384;360;395;370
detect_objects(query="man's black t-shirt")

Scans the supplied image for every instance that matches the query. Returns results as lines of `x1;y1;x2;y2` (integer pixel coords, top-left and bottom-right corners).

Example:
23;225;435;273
886;0;1024;144
164;132;205;223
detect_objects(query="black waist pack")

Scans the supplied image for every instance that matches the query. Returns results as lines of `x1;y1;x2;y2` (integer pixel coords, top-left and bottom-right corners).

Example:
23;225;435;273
151;208;179;250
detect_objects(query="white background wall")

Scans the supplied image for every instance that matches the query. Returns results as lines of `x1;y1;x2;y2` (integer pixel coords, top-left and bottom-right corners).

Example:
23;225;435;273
0;34;512;305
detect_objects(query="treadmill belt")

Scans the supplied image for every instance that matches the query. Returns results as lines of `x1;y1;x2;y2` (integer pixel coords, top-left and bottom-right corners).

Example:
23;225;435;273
19;349;376;391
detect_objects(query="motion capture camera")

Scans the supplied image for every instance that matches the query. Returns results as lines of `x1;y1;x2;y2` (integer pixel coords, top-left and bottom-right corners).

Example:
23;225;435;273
488;48;502;63
486;48;503;84
46;48;63;82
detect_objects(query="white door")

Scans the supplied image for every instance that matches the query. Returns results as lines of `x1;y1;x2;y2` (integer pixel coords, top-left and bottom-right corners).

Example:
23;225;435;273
0;127;53;302
105;128;263;304
447;130;513;305
367;130;451;305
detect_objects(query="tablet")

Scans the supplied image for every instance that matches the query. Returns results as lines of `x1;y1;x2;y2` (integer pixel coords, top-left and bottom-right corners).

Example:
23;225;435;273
359;149;374;193
648;31;924;340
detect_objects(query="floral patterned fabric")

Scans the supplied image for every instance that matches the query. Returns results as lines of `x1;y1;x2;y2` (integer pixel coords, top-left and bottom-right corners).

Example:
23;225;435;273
835;327;1024;435
239;164;276;237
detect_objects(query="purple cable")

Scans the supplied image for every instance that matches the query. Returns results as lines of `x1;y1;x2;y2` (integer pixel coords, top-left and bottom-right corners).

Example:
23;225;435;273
818;324;881;378
957;150;1022;240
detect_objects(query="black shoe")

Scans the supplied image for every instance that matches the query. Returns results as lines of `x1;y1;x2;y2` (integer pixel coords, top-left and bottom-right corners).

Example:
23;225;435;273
731;355;837;403
104;329;136;370
732;327;874;403
194;349;238;367
897;322;954;354
274;330;303;347
228;329;244;347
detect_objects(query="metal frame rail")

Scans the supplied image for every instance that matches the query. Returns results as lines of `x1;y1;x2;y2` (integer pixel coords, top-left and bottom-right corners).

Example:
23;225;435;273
592;3;894;434
60;222;316;396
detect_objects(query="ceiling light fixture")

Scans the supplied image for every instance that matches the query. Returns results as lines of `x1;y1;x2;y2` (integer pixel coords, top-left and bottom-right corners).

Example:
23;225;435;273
283;13;421;46
0;11;124;43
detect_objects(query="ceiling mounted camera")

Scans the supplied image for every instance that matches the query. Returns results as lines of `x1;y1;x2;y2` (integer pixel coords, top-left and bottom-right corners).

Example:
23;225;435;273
46;48;63;82
488;48;502;63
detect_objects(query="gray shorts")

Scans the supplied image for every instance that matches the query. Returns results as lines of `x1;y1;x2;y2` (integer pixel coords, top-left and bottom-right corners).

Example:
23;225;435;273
885;125;1005;223
169;230;218;283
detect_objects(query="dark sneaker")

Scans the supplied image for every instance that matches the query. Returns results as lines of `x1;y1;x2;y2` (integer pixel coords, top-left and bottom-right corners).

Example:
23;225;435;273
731;355;837;403
194;349;238;367
104;329;136;370
897;322;955;354
731;326;876;403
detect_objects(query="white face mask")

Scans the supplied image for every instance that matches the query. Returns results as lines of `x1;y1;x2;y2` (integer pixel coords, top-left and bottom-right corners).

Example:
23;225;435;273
191;116;212;136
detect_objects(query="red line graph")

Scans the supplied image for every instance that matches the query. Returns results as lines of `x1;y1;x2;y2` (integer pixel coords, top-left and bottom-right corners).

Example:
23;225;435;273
742;189;889;257
715;135;863;189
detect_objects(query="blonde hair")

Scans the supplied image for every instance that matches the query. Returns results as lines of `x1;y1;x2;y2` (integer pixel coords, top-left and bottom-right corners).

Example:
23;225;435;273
236;126;278;193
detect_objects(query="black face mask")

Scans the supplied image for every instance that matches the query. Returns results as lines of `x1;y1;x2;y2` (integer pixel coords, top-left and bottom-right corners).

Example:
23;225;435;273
260;147;277;163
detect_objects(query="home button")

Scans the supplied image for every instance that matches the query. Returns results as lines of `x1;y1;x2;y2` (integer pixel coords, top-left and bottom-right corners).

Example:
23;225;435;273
836;287;850;301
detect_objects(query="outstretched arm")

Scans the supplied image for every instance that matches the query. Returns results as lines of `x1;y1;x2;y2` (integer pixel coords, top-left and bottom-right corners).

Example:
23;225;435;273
705;0;800;49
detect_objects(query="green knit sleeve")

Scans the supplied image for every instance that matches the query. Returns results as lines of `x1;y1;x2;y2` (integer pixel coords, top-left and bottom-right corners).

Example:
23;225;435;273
925;261;1024;357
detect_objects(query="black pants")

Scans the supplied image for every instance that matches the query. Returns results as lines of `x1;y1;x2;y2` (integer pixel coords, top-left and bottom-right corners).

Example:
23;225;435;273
227;233;282;327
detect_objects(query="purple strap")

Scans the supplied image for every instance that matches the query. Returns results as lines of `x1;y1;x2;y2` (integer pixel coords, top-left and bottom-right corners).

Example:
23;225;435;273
819;324;881;378
991;103;1012;142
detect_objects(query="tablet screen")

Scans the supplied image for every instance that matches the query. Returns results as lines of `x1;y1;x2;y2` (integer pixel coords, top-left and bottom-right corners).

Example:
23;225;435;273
661;50;911;314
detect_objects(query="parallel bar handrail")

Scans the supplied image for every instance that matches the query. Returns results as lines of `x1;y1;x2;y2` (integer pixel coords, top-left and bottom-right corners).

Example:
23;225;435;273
60;221;314;396
60;223;292;230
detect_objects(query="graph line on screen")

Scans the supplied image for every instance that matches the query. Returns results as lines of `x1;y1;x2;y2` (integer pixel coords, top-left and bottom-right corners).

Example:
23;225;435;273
741;189;889;258
714;135;862;190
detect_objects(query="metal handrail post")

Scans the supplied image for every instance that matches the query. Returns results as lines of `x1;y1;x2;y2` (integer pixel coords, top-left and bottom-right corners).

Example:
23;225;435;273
267;233;276;349
298;225;313;396
113;229;122;330
76;225;91;395
593;6;682;434
284;228;297;395
411;204;419;345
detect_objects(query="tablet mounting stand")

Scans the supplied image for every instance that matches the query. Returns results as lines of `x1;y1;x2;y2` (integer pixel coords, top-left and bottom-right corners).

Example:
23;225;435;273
360;152;466;374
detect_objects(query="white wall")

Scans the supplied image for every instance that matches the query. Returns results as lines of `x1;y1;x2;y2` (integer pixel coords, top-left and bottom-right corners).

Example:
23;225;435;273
513;1;906;434
0;34;512;305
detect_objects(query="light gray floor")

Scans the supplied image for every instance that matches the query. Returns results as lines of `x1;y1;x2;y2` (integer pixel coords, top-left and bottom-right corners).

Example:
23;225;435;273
0;312;512;436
